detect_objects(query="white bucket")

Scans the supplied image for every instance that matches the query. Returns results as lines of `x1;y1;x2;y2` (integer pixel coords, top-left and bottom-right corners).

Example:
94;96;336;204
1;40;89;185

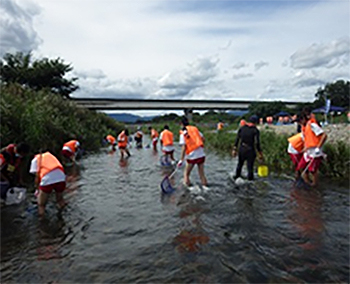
5;187;27;205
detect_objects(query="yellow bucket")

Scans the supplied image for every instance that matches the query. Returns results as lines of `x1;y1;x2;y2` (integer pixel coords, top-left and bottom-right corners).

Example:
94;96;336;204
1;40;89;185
258;165;269;177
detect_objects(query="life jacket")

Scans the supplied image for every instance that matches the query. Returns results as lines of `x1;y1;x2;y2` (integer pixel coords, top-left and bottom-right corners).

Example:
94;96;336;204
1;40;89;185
63;140;79;153
240;120;246;127
288;133;304;152
181;125;204;155
106;135;116;145
0;144;21;180
35;152;64;182
303;120;323;148
135;131;143;139
118;131;128;148
161;129;173;146
151;129;159;139
217;122;224;130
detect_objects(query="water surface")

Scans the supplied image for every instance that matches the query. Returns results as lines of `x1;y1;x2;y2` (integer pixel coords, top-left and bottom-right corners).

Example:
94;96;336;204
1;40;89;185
1;142;349;283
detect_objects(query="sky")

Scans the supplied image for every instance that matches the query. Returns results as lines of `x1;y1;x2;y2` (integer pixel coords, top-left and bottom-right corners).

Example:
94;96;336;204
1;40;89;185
1;0;349;116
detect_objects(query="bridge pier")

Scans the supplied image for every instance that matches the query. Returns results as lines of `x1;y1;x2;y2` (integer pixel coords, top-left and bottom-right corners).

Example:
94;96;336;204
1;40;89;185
184;108;193;121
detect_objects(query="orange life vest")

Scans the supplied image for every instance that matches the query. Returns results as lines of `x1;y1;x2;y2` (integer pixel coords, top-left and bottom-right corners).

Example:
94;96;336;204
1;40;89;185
288;133;304;152
151;129;159;139
135;131;143;139
118;131;128;148
303;120;323;148
35;152;64;182
217;122;224;130
161;129;173;146
63;140;78;153
181;125;204;155
106;135;116;145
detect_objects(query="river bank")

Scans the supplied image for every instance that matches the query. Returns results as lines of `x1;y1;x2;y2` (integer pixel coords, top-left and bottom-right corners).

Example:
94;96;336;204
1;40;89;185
258;123;350;144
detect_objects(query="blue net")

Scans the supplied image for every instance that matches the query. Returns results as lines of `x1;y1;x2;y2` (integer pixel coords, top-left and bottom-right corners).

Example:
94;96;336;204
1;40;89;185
160;176;176;194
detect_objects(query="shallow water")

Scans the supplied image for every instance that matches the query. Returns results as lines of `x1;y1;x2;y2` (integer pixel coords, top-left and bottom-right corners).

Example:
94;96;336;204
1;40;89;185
1;142;349;283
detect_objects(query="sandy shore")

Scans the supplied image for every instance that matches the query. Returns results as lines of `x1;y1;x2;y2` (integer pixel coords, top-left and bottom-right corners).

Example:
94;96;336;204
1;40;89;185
259;123;350;144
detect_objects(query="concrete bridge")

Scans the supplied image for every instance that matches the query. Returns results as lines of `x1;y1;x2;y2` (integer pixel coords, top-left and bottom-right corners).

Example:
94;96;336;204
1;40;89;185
70;98;300;111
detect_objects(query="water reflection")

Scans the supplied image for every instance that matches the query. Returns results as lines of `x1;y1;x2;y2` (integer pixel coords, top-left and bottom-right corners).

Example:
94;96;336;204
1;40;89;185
65;164;81;193
119;157;129;168
36;217;67;261
289;187;325;251
174;192;210;253
1;149;349;283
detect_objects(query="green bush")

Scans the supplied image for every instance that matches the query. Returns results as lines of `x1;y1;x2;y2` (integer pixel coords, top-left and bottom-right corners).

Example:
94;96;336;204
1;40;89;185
0;83;123;156
204;127;350;179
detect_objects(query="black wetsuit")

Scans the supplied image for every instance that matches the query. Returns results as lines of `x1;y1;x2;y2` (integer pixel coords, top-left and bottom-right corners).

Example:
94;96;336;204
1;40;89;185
234;125;262;180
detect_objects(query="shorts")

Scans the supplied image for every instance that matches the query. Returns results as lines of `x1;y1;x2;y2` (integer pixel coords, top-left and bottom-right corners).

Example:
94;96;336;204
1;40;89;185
118;146;127;150
186;156;205;165
296;156;323;173
39;181;66;194
62;149;74;158
163;150;174;155
289;153;303;167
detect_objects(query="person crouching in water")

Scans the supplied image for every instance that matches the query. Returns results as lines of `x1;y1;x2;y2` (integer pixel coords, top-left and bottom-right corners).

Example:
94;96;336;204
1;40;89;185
61;139;80;165
30;151;67;217
296;112;327;187
105;134;117;151
0;142;30;201
148;126;159;151
118;129;131;159
178;117;208;186
232;115;263;180
160;125;175;163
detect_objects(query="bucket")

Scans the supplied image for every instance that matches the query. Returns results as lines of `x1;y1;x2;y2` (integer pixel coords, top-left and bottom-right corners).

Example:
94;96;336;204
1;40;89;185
258;165;269;177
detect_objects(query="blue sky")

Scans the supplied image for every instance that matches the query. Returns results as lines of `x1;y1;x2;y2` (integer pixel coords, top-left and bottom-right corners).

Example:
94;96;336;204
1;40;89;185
1;0;349;116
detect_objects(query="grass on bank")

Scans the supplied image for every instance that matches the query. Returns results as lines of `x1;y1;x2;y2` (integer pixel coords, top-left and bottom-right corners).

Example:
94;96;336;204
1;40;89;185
204;127;350;179
1;83;124;156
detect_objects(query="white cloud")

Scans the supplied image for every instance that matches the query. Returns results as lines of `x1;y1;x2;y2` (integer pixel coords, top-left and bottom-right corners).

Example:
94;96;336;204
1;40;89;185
232;73;254;80
0;0;42;56
254;61;269;71
290;38;350;69
1;0;349;115
232;62;249;69
155;56;219;98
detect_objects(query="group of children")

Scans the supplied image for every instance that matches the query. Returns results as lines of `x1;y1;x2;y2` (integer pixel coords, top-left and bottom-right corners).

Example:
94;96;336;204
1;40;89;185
0;110;328;216
0;139;81;216
287;110;327;187
104;118;208;187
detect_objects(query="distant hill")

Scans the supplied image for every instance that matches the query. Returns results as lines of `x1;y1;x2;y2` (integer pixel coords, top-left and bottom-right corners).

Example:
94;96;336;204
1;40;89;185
108;113;155;123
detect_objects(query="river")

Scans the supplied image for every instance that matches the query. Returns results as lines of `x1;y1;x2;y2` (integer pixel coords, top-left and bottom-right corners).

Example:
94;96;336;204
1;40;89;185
1;140;349;283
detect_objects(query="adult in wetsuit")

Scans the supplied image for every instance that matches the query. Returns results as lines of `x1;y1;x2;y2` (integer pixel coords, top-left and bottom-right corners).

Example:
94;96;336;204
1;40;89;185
232;115;263;180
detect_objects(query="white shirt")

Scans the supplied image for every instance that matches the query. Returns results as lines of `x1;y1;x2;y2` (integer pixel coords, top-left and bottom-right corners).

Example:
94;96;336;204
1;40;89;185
30;157;66;186
287;143;300;154
62;141;80;153
159;132;175;152
179;132;205;160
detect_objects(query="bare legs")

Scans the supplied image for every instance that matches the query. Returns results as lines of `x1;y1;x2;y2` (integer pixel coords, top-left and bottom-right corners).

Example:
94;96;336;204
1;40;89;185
37;190;67;217
183;162;207;186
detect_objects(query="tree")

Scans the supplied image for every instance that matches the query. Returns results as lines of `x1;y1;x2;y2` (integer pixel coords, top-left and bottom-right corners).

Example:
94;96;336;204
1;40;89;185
0;52;78;98
248;101;290;118
314;80;350;109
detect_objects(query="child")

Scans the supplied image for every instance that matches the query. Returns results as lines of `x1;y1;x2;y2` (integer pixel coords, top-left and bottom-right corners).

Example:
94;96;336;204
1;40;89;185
117;129;131;159
159;125;175;162
30;151;67;216
178;117;207;186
